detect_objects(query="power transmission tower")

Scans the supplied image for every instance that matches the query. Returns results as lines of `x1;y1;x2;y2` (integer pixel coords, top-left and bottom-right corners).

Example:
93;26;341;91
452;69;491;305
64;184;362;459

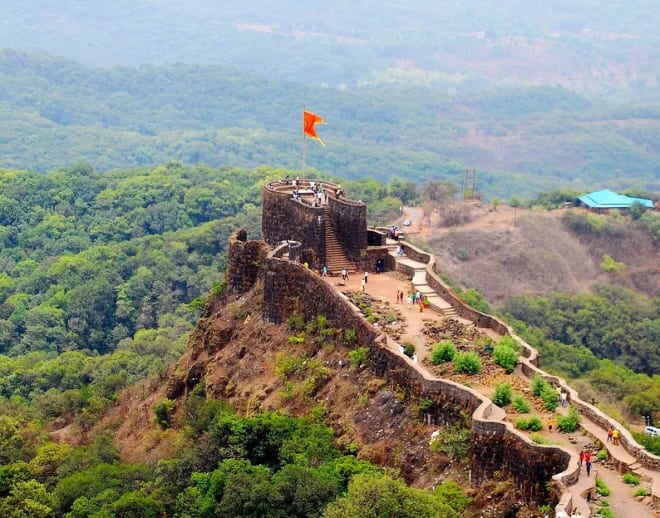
462;168;477;200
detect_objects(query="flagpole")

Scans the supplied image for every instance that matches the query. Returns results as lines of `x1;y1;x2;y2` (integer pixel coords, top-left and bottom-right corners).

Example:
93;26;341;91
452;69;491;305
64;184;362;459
302;108;306;181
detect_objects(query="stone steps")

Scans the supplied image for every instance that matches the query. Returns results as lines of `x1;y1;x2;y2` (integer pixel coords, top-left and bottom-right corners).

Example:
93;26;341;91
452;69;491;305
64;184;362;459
324;208;355;274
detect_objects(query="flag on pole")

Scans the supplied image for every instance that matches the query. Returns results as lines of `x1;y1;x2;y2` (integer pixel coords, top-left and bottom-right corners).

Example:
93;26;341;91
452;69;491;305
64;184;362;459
303;110;326;146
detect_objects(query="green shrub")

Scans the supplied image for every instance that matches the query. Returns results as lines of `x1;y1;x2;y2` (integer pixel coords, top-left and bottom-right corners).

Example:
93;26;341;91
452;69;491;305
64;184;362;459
622;473;640;486
497;335;521;352
288;332;306;344
288;314;305;331
511;395;531;413
493;344;518;373
275;354;305;380
453;352;482;374
531;375;548;396
349;347;369;370
419;396;433;411
430;340;456;364
597;449;608;461
634;488;649;497
557;408;580;432
540;386;559;411
598;505;614;518
515;416;543;431
596;478;611;496
632;432;660;456
153;399;176;429
530;433;553;444
492;382;512;407
430;425;471;459
343;329;357;345
402;342;415;358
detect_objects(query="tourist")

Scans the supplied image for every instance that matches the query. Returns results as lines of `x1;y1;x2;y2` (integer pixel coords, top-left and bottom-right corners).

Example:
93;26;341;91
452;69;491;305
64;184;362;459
341;268;348;281
547;417;555;432
585;460;592;476
578;450;585;467
612;429;619;445
396;290;401;303
364;271;368;284
361;278;365;292
322;264;328;277
560;391;567;408
607;427;613;442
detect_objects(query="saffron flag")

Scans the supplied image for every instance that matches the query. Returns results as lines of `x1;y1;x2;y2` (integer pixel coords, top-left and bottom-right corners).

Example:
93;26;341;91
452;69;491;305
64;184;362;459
303;110;326;146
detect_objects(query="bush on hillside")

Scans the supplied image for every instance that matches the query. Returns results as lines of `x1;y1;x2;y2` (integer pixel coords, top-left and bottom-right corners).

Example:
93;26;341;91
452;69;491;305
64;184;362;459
453;352;482;375
493;344;518;373
430;340;456;364
492;382;512;407
515;416;543;431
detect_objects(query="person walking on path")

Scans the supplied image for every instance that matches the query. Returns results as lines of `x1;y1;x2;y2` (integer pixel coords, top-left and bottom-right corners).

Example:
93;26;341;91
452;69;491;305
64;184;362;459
361;278;365;292
341;269;348;282
363;271;368;284
585;460;592;476
612;429;620;445
578;450;585;467
547;417;555;432
607;427;613;442
560;391;567;408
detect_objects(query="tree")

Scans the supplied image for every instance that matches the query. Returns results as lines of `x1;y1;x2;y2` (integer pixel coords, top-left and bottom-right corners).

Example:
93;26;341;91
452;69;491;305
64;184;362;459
323;473;463;518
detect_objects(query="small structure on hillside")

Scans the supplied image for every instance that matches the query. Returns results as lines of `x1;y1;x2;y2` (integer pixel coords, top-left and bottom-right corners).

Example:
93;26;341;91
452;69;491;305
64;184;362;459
577;189;654;212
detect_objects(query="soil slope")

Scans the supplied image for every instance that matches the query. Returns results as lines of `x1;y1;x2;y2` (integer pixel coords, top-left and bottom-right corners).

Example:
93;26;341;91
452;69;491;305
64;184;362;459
414;205;658;307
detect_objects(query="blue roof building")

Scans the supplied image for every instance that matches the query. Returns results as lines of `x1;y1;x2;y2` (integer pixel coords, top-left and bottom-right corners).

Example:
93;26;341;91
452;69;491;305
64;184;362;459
578;189;655;210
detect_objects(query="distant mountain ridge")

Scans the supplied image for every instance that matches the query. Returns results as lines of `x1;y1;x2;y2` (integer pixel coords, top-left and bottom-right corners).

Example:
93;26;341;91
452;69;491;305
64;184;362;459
0;50;657;198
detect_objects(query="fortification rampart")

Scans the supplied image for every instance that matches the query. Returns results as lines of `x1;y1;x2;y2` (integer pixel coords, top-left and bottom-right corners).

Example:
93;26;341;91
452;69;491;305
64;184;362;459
327;195;368;263
226;229;270;294
226;229;575;507
262;181;368;270
262;183;326;265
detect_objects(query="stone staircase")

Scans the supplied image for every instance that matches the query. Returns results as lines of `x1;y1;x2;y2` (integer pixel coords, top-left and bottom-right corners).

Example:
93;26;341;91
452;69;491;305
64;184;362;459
324;208;355;275
388;245;469;324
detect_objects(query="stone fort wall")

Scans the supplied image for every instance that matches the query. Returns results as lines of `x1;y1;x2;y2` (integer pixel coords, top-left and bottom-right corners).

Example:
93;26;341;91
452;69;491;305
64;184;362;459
262;181;367;269
225;229;576;508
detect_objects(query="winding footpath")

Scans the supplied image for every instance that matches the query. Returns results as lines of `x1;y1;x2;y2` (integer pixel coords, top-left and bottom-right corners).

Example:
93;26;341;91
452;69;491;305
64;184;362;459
334;236;659;517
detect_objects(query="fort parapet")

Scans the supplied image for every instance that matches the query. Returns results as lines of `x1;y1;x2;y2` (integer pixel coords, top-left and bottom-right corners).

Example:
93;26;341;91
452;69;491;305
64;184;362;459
262;180;367;270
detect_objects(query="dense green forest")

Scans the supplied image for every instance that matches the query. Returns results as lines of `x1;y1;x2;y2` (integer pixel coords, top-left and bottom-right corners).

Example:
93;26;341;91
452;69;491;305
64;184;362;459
503;286;659;434
0;164;472;516
0;50;658;200
0;164;403;423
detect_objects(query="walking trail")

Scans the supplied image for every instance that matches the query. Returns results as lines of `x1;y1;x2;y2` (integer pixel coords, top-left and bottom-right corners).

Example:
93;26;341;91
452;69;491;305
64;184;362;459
323;231;659;517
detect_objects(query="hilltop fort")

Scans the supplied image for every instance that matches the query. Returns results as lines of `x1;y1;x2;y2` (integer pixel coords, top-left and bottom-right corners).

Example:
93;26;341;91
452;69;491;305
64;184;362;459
196;179;660;516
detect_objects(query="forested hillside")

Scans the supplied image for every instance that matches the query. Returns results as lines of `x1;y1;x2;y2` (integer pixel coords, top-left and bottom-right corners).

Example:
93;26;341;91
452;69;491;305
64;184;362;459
0;164;482;517
1;1;658;101
0;50;658;198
